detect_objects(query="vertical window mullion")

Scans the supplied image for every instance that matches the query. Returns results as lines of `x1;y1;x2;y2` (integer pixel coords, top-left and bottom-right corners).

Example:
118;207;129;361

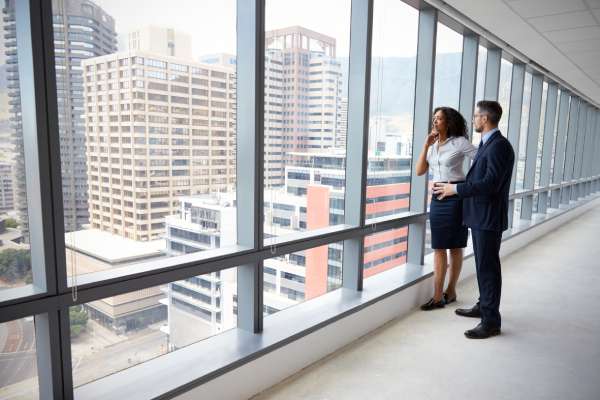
561;97;580;204
537;82;558;214
458;34;478;141
505;62;525;227
483;47;501;101
571;103;588;200
342;0;373;291
520;73;543;220
236;0;265;333
406;6;437;266
550;91;570;208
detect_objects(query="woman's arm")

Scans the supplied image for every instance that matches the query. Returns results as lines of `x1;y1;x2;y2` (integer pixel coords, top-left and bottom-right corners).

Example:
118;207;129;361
415;131;437;176
461;136;479;159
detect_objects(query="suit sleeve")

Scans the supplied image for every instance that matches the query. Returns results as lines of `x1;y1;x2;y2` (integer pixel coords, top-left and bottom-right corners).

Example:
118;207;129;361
456;140;515;198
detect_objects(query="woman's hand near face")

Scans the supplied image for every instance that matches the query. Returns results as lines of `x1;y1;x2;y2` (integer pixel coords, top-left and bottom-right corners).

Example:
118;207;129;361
425;129;438;147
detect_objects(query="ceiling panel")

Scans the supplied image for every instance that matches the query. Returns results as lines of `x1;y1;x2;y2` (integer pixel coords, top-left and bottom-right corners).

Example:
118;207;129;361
528;11;597;32
507;0;587;18
543;26;600;43
557;38;600;54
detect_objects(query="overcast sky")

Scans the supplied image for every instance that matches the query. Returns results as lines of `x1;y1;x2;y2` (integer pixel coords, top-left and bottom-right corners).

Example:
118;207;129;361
93;0;462;59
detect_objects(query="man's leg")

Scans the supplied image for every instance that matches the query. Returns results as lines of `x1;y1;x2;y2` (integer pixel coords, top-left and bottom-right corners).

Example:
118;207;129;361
473;229;502;328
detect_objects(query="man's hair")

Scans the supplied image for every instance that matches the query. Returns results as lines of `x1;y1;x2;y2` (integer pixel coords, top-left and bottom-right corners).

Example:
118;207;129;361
476;100;503;125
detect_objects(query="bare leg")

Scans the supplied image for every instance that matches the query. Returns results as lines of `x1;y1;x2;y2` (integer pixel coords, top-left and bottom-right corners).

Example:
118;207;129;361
433;249;448;302
446;248;463;299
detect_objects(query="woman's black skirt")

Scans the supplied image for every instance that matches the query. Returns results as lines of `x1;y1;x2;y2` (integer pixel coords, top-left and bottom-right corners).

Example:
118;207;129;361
429;193;468;249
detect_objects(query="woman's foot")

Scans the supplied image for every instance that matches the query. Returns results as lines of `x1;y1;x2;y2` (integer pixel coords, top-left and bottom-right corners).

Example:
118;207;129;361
443;292;457;304
420;297;445;311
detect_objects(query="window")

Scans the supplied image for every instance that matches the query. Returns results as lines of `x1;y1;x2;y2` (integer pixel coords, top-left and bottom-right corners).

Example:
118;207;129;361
498;58;513;135
432;23;463;110
70;268;237;387
363;227;408;278
516;72;533;191
366;0;418;223
472;46;487;143
263;0;351;241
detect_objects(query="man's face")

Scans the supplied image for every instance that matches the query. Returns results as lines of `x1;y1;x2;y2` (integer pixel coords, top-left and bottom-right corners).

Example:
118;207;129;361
473;108;486;133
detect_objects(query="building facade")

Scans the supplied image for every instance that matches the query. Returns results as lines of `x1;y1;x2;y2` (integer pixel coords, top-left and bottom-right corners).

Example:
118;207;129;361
83;51;236;241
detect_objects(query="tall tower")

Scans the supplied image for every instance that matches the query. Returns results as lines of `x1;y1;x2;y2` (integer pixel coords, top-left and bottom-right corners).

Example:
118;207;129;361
2;0;117;238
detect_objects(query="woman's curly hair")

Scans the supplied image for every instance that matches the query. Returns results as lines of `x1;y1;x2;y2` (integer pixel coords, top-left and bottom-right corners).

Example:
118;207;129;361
433;107;468;139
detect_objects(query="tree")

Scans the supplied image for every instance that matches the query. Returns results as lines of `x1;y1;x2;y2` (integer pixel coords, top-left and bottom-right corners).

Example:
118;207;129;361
0;248;31;283
69;305;89;338
4;218;18;229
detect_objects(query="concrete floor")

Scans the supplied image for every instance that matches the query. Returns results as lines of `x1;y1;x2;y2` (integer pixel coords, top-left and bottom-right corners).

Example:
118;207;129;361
253;205;600;400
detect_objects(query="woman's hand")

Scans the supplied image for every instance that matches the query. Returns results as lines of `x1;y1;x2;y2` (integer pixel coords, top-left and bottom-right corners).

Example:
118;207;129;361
425;129;439;147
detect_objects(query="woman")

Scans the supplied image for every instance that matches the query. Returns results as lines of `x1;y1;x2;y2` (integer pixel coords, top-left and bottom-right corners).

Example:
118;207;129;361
416;107;478;311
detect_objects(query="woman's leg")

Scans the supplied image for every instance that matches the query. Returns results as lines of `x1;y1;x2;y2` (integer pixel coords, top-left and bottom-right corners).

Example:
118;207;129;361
433;249;448;302
446;248;463;299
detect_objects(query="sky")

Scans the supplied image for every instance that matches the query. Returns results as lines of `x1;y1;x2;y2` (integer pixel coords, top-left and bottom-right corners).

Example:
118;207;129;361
93;0;463;59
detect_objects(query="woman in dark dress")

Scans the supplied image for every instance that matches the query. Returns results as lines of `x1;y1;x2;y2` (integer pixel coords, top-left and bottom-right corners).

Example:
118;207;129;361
415;107;477;310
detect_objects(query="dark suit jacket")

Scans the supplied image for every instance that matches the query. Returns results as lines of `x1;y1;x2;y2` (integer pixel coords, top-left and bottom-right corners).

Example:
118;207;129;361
456;130;515;232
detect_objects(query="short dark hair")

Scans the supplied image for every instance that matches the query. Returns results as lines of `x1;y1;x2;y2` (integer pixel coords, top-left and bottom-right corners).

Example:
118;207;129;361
432;107;468;139
476;100;503;125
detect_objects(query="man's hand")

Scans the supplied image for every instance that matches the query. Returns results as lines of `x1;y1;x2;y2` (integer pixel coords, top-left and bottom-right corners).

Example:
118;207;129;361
432;182;457;200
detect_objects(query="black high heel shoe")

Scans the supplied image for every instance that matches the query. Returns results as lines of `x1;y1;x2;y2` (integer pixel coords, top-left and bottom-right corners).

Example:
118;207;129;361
420;297;445;311
443;292;457;304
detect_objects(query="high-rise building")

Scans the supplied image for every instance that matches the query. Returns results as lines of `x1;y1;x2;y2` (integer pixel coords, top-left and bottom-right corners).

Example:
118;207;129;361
128;26;192;59
0;161;13;212
82;51;236;241
264;26;345;187
3;0;117;236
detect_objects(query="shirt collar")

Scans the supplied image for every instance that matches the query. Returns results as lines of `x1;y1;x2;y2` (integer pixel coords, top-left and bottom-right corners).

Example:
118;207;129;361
481;127;499;144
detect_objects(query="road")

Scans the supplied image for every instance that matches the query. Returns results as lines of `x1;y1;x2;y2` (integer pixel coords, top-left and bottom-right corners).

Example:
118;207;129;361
0;318;37;399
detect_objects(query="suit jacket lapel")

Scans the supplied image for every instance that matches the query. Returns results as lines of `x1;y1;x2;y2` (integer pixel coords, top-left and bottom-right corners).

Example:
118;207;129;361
467;130;502;175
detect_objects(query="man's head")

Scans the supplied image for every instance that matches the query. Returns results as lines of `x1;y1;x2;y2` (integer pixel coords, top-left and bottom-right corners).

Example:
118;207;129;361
473;100;502;133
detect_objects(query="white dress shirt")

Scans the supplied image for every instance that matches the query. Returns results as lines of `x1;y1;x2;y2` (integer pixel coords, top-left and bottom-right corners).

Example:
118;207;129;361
427;136;478;182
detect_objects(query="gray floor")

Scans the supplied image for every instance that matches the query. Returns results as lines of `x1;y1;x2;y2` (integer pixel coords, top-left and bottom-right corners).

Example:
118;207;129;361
253;205;600;400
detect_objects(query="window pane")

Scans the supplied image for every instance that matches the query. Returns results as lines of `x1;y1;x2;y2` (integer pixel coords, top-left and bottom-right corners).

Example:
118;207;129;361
363;227;408;278
0;318;39;399
264;0;351;240
0;4;35;295
71;267;237;387
534;81;548;195
516;72;533;191
432;23;463;110
498;58;512;135
51;1;238;283
548;89;562;182
472;46;487;144
366;0;418;223
263;242;342;316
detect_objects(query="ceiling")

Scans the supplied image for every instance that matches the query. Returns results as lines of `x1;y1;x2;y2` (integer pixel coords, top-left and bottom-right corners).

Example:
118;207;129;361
441;0;600;107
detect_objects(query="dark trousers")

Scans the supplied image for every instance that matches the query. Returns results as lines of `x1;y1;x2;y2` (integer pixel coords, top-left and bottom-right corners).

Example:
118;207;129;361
471;229;503;328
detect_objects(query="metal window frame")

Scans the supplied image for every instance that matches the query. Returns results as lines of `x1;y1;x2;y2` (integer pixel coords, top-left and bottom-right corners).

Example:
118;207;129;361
520;73;543;220
483;47;501;101
536;82;558;213
561;97;580;204
506;62;525;227
550;91;571;208
571;102;589;201
407;5;437;266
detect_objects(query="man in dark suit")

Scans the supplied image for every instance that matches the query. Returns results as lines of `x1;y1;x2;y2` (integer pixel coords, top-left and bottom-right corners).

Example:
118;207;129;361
433;100;515;339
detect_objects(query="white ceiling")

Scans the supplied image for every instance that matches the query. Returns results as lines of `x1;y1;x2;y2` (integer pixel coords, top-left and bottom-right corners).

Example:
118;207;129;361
442;0;600;107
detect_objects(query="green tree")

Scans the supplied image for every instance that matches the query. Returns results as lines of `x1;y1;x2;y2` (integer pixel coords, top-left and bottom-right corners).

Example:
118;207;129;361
69;305;89;338
0;248;31;283
4;218;18;229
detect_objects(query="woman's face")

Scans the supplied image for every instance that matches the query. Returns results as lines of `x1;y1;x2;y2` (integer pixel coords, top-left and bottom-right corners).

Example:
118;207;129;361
433;110;447;134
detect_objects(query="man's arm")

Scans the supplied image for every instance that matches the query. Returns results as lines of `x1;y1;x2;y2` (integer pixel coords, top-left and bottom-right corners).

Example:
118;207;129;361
456;140;514;198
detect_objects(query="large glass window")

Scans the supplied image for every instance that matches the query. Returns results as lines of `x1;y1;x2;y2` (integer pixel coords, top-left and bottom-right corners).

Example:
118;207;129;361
0;318;39;399
534;82;549;189
70;267;237;387
363;227;408;279
498;58;513;135
366;0;418;223
516;72;533;190
52;1;238;283
263;242;342;316
432;23;463;110
0;4;33;297
472;45;487;144
264;0;351;240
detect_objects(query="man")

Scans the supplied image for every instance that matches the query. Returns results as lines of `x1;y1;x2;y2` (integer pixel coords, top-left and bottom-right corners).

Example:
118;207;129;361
433;100;515;339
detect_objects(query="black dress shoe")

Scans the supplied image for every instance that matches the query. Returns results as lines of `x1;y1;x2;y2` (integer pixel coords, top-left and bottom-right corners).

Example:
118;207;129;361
443;292;456;304
455;303;481;318
464;323;500;339
420;298;445;311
